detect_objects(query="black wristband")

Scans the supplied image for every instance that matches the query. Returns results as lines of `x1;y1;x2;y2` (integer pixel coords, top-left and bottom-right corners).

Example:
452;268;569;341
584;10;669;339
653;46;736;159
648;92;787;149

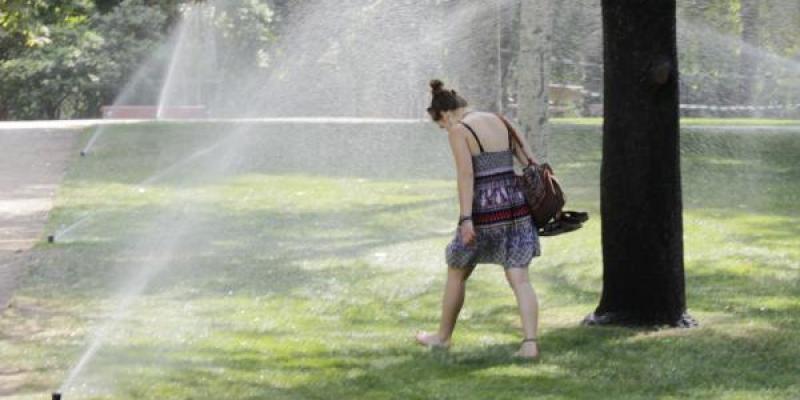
458;216;472;225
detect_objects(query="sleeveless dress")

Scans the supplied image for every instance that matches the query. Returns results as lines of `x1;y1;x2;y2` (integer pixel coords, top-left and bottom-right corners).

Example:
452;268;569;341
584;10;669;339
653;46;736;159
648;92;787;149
445;120;540;269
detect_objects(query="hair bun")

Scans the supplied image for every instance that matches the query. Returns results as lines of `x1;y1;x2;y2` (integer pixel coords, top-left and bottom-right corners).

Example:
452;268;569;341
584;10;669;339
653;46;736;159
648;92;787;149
430;79;445;94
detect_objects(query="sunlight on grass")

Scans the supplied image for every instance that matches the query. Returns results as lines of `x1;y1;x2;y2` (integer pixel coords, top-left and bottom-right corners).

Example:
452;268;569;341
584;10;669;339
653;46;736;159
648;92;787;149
2;122;799;399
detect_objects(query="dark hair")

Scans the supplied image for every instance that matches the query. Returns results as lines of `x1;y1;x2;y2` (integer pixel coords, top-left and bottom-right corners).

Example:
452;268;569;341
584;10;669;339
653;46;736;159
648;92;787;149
427;79;468;121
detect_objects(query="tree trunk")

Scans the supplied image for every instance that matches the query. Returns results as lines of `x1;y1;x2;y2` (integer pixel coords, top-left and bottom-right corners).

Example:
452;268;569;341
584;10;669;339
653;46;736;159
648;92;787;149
739;0;760;107
459;0;502;112
584;0;695;327
499;0;521;114
517;0;552;162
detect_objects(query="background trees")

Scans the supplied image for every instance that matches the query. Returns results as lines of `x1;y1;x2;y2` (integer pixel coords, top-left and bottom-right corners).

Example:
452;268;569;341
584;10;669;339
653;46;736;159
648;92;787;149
0;0;272;120
0;0;170;119
1;0;800;120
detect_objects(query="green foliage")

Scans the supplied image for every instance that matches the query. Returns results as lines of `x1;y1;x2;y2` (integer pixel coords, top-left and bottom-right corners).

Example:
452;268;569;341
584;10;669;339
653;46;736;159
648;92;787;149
0;0;168;119
0;0;276;120
210;0;275;105
0;24;104;119
91;0;168;105
0;0;93;46
545;0;800;116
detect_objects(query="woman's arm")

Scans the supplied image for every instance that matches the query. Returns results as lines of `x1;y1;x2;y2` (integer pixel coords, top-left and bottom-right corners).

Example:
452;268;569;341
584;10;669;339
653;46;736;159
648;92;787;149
448;125;477;244
448;125;475;219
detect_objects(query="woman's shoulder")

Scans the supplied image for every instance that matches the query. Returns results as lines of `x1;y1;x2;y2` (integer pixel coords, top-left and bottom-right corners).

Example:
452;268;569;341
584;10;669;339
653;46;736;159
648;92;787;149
463;110;500;123
463;111;504;130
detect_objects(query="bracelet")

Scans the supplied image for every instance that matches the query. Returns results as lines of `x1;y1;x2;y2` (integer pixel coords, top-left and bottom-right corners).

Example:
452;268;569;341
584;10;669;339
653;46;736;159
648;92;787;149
458;215;472;225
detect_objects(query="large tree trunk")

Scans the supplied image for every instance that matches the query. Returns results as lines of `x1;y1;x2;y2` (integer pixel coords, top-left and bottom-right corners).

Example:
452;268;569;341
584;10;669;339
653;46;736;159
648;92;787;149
517;0;552;161
584;0;695;327
739;0;760;107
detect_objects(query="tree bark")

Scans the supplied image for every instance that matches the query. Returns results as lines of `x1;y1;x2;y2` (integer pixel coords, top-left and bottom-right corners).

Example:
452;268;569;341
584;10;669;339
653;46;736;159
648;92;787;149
517;0;552;162
499;0;520;114
584;0;695;327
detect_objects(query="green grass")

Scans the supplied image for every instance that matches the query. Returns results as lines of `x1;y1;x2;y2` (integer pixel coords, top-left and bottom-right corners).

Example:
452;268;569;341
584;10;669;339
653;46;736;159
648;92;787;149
1;122;799;399
553;117;800;126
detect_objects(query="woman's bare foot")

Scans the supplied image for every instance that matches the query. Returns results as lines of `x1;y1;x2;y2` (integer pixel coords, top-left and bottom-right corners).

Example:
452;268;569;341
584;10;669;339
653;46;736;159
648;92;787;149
512;338;539;360
414;332;450;348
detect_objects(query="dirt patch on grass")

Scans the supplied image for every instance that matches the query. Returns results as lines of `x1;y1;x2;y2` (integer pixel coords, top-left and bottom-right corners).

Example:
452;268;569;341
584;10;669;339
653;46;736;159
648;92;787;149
0;127;78;309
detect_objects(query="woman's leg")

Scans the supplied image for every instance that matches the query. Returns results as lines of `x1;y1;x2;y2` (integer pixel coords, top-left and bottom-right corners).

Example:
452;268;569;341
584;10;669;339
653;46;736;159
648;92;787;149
437;266;476;341
505;266;539;358
416;265;475;346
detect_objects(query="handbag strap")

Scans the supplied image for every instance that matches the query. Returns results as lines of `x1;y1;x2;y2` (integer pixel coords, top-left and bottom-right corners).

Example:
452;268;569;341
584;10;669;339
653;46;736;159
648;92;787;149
495;113;535;166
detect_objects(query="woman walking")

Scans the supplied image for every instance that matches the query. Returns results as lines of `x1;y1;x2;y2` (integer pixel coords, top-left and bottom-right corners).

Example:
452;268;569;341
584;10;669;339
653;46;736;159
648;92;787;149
415;80;541;359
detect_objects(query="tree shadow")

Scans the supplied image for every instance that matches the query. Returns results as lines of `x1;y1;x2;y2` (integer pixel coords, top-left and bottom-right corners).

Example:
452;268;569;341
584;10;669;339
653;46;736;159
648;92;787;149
66;318;800;399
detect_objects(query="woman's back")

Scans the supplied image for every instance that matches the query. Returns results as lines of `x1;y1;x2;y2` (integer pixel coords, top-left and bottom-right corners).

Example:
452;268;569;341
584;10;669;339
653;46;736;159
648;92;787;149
460;112;511;155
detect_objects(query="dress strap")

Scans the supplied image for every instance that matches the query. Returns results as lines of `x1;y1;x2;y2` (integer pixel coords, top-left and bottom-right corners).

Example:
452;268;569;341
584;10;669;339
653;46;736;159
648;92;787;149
460;122;485;153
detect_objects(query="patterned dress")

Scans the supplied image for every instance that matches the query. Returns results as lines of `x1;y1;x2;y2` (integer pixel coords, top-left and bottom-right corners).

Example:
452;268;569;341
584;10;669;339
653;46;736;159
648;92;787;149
445;121;540;269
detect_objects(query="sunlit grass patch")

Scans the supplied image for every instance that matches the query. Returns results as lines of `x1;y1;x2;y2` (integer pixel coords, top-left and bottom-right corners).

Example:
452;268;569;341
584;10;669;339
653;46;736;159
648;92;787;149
3;122;799;399
552;117;800;126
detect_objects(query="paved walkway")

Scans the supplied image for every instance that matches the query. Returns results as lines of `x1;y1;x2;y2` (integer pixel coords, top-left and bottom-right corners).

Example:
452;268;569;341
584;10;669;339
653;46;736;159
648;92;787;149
0;127;78;309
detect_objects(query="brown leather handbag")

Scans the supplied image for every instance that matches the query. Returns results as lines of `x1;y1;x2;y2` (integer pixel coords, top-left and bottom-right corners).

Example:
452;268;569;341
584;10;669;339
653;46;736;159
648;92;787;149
497;114;566;227
518;162;565;227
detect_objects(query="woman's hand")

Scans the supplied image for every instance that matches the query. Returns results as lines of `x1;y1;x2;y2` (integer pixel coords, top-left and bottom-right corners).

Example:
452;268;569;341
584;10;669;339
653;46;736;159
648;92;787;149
460;220;476;246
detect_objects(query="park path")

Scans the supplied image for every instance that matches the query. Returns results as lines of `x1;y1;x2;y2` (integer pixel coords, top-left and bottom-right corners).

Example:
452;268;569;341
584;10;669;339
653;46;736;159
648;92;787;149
0;127;79;309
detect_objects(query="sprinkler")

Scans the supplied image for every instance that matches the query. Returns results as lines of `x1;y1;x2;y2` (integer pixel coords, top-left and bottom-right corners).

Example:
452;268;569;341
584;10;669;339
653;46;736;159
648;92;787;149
80;151;86;157
52;393;61;400
47;235;55;243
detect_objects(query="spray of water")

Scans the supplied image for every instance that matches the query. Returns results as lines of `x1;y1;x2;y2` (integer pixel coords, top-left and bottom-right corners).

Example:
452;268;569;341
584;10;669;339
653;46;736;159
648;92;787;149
677;16;800;111
55;0;800;394
156;14;189;120
60;1;510;390
81;29;182;155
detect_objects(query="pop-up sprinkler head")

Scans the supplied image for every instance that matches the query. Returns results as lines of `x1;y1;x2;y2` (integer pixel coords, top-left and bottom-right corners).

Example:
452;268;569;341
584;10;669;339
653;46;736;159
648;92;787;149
47;235;55;243
80;151;86;157
52;392;61;400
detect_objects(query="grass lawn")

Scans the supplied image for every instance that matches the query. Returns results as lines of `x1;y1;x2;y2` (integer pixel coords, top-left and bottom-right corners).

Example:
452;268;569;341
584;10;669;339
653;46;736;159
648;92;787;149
553;117;800;126
1;121;799;399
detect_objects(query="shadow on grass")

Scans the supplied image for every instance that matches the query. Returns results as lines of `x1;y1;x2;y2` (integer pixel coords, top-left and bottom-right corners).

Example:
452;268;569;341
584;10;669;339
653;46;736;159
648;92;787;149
20;195;452;300
72;321;800;399
8;123;800;398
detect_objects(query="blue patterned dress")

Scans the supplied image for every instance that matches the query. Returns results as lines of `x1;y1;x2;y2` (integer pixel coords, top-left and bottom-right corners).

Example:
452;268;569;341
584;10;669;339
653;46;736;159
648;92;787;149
445;122;540;269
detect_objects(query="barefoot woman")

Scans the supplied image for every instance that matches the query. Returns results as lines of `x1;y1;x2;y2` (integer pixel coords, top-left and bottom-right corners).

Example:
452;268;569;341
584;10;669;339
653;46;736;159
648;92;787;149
415;80;542;359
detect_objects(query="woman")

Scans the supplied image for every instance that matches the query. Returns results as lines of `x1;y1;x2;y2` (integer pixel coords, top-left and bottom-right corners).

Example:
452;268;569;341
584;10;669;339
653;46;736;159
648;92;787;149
415;80;541;359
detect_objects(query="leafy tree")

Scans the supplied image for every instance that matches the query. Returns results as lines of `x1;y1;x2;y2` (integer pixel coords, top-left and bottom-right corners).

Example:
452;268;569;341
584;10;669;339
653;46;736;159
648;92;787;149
0;0;93;46
0;24;102;118
0;0;171;119
0;1;100;118
91;0;168;108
